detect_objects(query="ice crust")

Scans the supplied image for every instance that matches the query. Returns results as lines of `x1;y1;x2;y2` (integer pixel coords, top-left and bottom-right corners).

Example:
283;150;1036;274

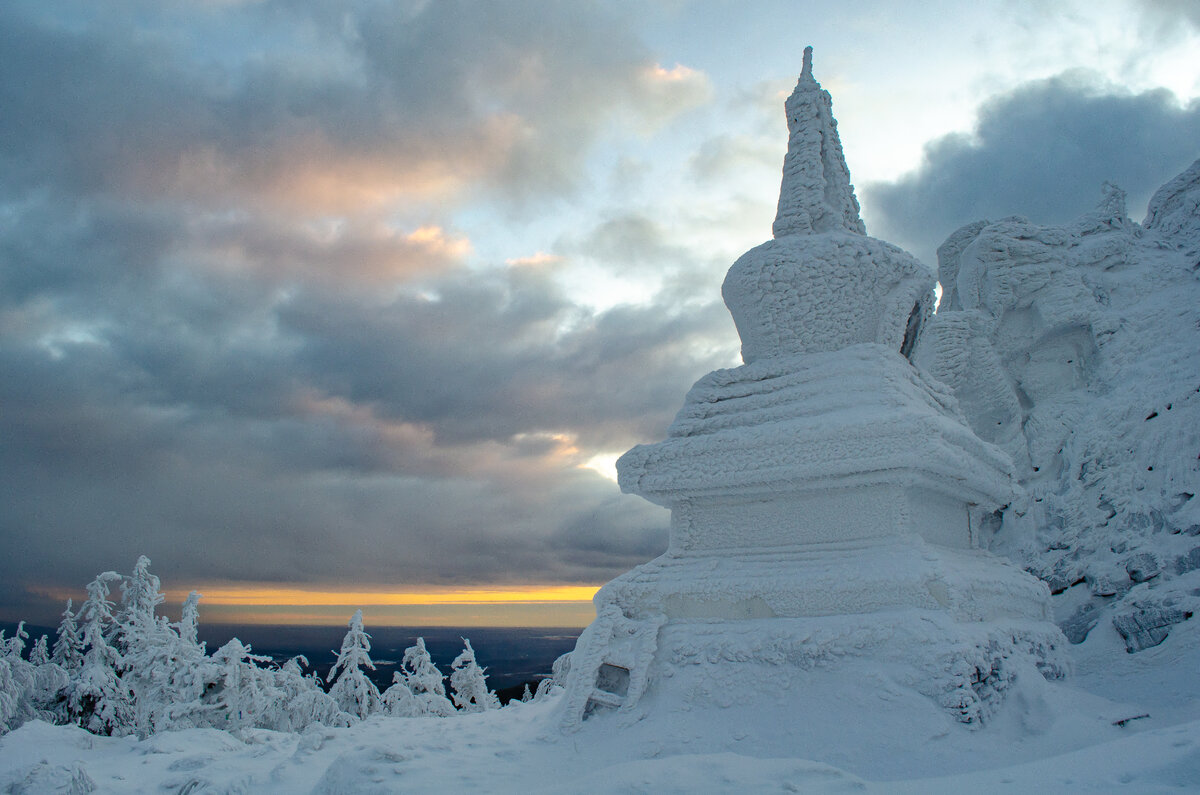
723;236;933;362
771;46;866;239
915;166;1200;655
619;344;1014;511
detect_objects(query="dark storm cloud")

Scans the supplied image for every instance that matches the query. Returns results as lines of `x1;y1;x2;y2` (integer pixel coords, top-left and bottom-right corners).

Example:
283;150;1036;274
0;0;733;621
863;74;1200;267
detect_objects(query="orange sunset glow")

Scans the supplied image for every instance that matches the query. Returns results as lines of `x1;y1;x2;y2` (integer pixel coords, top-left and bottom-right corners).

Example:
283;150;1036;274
36;584;602;628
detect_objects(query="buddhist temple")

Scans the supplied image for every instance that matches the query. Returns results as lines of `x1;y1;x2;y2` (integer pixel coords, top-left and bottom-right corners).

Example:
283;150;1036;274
557;48;1067;739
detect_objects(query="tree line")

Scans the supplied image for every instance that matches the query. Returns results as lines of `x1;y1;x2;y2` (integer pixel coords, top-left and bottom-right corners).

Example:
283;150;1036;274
0;557;555;738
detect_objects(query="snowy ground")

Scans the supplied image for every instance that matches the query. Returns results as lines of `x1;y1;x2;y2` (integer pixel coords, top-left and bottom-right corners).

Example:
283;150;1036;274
2;619;1197;793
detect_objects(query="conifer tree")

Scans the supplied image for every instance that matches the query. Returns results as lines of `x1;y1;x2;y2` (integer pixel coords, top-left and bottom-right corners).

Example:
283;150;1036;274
70;571;133;735
381;670;417;717
2;622;28;659
0;623;37;733
326;610;380;720
275;655;345;730
175;591;202;646
29;636;50;667
128;584;214;736
0;660;19;734
400;637;455;717
52;599;84;672
208;638;271;731
449;638;499;713
121;556;165;628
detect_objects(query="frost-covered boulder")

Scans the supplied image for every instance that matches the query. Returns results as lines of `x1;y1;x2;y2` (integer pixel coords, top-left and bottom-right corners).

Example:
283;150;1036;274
915;164;1200;654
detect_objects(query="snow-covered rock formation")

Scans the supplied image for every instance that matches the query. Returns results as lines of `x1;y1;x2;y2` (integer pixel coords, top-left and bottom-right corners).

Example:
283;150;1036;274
915;160;1200;656
556;48;1067;744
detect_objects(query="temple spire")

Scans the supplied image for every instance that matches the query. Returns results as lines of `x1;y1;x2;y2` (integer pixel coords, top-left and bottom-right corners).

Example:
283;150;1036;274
772;46;866;238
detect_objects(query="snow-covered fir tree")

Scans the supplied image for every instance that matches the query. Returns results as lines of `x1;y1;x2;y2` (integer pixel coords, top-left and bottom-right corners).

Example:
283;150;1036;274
69;571;133;735
2;560;497;737
449;638;499;713
272;655;345;731
534;651;570;701
400;637;455;717
118;556;164;634
381;670;418;717
326;609;380;720
175;591;202;646
0;625;33;733
114;557;186;736
29;636;50;667
51;599;84;672
3;621;69;730
1;622;28;659
208;638;271;731
0;660;19;734
137;589;219;734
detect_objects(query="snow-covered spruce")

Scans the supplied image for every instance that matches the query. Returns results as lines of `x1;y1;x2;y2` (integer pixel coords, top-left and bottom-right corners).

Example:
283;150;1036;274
67;571;133;735
397;637;456;717
326;609;381;720
450;638;500;713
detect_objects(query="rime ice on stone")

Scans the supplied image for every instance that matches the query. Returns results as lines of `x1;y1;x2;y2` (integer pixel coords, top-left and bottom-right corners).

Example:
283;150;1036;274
771;47;866;239
557;50;1067;737
723;48;931;363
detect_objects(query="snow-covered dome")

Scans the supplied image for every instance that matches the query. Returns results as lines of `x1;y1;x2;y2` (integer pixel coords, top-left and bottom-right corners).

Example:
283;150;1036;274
722;47;935;363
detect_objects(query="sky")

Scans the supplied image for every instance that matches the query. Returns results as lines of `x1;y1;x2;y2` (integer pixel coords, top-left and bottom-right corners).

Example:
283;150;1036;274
2;0;1198;627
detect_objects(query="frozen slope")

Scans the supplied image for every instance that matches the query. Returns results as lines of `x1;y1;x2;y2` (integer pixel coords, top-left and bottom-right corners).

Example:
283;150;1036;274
1;682;1197;792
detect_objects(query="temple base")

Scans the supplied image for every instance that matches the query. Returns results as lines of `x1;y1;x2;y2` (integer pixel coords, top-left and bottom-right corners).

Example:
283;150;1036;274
557;536;1067;732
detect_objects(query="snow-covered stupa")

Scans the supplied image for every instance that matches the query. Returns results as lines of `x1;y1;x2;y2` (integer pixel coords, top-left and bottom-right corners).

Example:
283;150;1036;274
558;48;1068;738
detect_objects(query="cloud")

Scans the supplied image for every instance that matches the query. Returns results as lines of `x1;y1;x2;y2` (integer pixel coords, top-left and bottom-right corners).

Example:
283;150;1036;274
0;205;735;621
0;1;738;622
0;2;709;214
1136;0;1200;32
689;134;780;184
862;72;1200;267
505;252;564;268
633;63;714;131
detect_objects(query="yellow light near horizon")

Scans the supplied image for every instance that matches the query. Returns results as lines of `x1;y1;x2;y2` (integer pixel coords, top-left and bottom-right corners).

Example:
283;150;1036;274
32;583;602;627
34;583;599;606
158;584;601;607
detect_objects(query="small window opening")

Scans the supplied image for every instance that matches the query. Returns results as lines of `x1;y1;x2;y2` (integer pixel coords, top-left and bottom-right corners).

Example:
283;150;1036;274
900;300;923;361
595;663;630;697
